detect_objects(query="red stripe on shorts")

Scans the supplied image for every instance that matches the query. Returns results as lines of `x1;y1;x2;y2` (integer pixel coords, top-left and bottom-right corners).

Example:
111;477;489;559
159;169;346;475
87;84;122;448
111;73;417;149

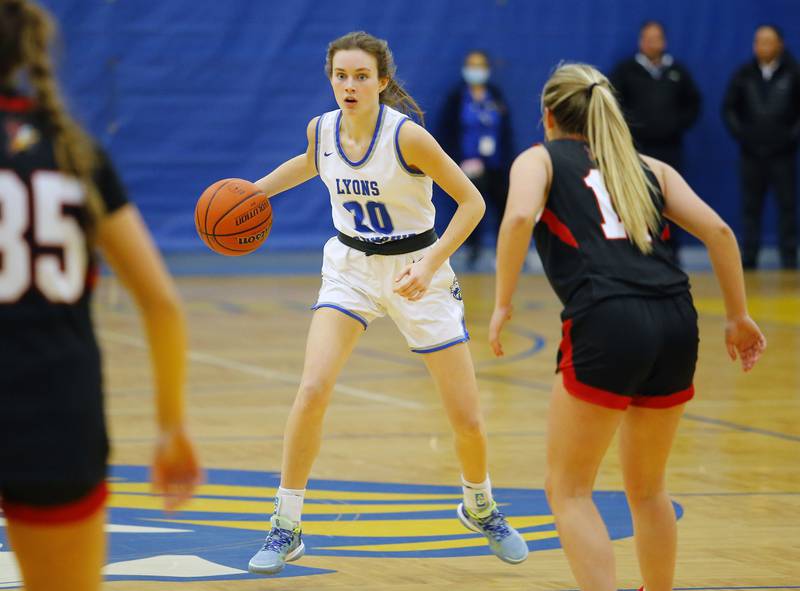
632;385;695;408
1;481;107;524
558;319;631;410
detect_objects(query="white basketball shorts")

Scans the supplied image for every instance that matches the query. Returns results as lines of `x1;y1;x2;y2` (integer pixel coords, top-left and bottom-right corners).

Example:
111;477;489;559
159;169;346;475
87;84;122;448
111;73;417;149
313;237;469;353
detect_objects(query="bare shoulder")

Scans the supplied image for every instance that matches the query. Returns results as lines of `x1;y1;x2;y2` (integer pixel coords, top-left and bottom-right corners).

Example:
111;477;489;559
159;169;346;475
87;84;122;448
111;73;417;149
512;144;551;174
396;118;432;146
639;154;671;192
306;116;321;143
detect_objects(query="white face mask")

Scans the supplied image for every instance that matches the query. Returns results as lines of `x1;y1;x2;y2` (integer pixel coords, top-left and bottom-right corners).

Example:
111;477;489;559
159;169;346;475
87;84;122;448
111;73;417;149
462;66;490;86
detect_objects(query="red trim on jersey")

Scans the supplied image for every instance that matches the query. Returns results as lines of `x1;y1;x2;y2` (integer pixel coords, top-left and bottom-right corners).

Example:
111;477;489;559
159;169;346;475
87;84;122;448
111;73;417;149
540;208;579;249
1;481;107;524
86;263;100;292
660;223;671;241
0;95;35;113
632;385;694;408
558;319;631;410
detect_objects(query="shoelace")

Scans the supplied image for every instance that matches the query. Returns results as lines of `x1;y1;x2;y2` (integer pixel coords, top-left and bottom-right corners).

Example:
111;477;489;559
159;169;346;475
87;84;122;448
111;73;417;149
262;527;294;552
474;510;511;541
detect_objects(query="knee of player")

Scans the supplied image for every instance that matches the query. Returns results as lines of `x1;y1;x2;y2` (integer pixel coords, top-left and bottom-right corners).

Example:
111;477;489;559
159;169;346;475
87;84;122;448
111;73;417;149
544;472;593;505
295;380;333;412
451;414;486;438
623;479;667;505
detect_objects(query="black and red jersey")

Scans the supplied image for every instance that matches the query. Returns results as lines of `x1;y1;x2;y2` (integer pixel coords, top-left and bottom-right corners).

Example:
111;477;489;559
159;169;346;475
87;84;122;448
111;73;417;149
533;139;689;320
0;90;127;484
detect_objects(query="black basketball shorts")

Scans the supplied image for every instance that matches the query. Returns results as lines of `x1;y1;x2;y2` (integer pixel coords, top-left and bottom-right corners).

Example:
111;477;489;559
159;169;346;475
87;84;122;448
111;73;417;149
557;294;699;410
0;355;109;523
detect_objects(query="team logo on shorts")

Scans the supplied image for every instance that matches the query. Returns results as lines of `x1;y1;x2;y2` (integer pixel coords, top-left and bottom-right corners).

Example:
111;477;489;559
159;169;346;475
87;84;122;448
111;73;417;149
0;465;681;585
450;277;463;301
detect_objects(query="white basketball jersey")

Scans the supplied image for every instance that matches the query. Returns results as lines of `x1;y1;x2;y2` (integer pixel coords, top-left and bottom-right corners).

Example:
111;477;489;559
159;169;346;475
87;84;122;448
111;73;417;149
315;104;435;243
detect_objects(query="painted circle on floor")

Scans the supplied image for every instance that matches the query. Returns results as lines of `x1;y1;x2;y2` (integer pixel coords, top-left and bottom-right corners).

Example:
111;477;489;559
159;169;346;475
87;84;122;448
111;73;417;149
0;465;682;585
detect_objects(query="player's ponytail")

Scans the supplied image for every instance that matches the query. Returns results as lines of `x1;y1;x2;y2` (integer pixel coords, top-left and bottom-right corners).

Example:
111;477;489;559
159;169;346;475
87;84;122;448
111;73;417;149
542;63;660;254
325;31;425;125
1;0;105;229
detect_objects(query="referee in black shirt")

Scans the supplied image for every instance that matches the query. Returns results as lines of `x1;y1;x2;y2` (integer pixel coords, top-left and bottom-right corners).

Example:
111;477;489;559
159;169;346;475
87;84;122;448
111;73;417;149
610;21;702;262
723;25;800;270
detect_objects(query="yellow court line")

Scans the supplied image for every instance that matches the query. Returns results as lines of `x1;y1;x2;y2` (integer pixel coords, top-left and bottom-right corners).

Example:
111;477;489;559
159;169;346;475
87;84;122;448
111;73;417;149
110;493;463;515
316;529;559;552
108;482;461;502
694;296;800;326
152;515;554;538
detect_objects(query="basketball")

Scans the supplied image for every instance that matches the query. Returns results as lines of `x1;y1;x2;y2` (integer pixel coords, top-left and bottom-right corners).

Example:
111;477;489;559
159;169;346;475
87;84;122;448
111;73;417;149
195;178;272;256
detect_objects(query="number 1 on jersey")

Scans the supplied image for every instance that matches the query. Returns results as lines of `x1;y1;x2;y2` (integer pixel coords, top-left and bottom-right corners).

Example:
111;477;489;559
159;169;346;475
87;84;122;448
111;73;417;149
584;169;627;240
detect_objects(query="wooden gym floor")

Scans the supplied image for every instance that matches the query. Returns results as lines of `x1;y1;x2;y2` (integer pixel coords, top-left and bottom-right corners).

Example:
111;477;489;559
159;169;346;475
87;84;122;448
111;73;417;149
1;265;798;590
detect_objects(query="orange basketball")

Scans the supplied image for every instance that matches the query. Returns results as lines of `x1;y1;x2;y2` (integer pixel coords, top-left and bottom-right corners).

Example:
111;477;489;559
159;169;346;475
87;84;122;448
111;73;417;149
195;178;272;256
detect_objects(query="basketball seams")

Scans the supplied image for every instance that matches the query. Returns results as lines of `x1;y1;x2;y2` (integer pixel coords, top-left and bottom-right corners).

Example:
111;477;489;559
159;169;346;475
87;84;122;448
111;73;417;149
210;189;267;236
195;178;273;255
202;179;231;237
198;213;272;238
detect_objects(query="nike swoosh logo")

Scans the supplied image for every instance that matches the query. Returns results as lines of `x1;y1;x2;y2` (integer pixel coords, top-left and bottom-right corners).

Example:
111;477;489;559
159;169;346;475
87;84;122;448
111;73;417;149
324;151;333;157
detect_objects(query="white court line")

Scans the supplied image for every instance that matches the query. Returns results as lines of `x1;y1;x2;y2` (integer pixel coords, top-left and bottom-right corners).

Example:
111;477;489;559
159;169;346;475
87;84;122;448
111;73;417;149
99;330;423;410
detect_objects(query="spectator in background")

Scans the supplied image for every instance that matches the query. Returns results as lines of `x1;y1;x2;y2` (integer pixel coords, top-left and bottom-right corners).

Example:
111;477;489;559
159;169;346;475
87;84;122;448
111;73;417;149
611;21;701;261
723;24;800;270
439;50;513;269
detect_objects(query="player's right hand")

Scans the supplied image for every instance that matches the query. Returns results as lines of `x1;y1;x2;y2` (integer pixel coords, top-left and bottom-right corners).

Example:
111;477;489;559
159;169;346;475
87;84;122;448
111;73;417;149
725;315;766;372
489;304;513;357
152;425;203;511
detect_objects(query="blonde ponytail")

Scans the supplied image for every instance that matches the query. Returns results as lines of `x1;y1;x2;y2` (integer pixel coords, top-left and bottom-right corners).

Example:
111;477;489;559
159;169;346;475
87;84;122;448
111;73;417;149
542;63;660;253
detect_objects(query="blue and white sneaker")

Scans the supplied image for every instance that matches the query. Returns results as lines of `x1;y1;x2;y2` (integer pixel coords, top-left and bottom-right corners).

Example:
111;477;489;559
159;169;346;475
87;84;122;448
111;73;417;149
248;515;305;575
457;502;528;564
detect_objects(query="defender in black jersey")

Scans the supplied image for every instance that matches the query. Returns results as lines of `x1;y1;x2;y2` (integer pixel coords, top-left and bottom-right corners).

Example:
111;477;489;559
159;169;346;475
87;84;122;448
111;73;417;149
536;138;696;409
0;3;199;590
491;63;764;591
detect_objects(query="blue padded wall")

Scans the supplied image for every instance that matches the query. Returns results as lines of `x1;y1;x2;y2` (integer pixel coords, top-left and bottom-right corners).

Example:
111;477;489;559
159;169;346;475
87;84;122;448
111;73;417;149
40;0;800;251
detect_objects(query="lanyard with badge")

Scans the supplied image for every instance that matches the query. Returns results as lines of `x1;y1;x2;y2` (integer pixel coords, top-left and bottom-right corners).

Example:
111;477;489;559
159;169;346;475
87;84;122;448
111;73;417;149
472;99;497;158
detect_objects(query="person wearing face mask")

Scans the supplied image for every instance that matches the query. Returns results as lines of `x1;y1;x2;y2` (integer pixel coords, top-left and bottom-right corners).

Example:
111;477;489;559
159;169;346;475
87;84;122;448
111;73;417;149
611;21;701;264
723;25;800;270
438;50;513;269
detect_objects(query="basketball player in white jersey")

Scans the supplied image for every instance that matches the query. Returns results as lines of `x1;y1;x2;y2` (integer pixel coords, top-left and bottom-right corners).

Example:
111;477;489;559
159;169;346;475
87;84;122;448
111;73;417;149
246;31;528;574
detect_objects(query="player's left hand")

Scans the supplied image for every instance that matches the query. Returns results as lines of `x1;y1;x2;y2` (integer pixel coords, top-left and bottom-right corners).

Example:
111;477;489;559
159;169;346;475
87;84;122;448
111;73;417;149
152;425;203;512
489;304;513;357
394;258;435;301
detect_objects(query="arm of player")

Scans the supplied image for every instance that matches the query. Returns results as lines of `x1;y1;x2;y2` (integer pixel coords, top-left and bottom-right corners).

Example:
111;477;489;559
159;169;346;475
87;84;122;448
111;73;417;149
490;146;550;357
647;156;767;371
254;117;320;198
97;205;202;509
392;120;485;301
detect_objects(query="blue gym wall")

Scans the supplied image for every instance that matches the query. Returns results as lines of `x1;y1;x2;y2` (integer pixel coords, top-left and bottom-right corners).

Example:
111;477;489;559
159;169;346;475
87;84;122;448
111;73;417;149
40;0;800;252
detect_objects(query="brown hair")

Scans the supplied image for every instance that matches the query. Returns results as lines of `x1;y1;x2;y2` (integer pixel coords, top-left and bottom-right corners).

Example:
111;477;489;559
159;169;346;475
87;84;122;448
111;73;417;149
0;0;104;228
542;63;660;253
324;31;424;125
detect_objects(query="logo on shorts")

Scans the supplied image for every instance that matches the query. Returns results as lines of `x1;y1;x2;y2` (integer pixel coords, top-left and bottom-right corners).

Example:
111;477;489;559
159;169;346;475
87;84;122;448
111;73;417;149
450;277;462;301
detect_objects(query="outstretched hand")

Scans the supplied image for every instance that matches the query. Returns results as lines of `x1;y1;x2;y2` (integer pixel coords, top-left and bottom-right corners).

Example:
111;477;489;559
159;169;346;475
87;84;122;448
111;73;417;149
725;315;766;372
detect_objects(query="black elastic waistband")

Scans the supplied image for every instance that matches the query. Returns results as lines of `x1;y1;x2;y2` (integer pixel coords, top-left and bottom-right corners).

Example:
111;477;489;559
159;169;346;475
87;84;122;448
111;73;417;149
337;229;437;256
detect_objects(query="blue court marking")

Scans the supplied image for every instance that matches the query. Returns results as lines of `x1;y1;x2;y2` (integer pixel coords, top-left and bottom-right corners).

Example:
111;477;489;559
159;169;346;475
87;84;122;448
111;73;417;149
215;301;245;315
474;324;547;368
0;464;670;586
683;413;800;443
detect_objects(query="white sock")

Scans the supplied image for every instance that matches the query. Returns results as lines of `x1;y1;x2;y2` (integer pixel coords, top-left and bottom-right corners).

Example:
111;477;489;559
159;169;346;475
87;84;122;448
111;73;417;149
274;486;305;524
462;475;493;516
